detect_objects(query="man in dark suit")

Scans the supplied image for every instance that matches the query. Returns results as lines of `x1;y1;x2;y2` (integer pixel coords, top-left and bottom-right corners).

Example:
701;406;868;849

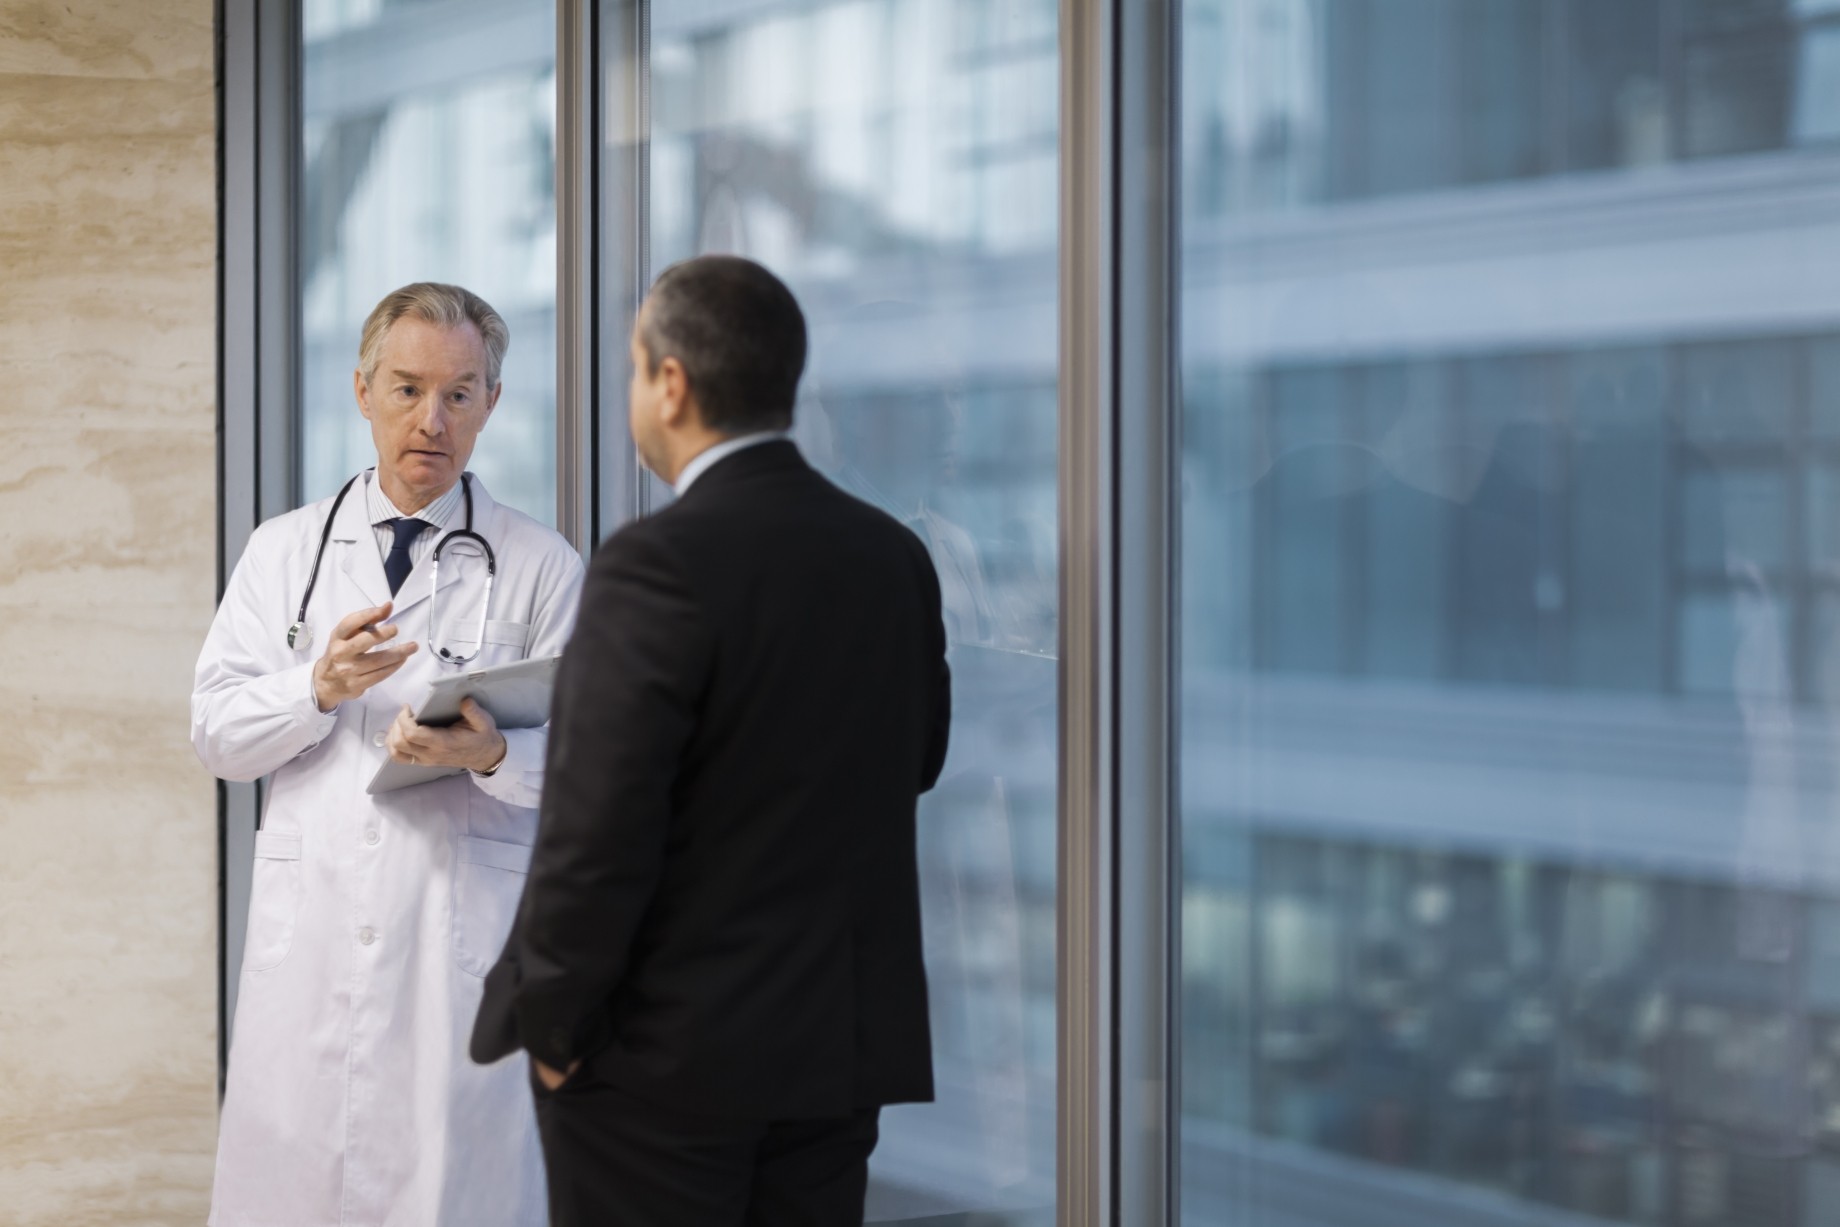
471;254;951;1227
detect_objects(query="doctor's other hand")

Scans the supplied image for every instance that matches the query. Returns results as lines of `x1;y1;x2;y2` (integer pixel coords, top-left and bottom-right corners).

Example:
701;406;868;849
313;603;418;713
386;697;507;775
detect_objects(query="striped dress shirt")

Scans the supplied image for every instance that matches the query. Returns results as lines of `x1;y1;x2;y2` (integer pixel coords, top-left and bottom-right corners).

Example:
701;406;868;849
364;469;466;569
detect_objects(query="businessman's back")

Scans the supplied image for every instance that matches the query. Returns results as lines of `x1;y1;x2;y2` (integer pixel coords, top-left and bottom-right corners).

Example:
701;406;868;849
472;255;950;1227
581;437;947;1115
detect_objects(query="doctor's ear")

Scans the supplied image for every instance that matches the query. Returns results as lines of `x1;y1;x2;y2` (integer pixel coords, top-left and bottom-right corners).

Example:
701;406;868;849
355;368;374;420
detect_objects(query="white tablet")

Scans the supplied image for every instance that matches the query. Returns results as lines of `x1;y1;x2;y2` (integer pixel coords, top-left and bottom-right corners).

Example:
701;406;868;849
366;654;561;795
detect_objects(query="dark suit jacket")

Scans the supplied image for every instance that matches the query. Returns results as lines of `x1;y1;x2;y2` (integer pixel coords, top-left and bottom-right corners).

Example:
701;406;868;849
471;440;950;1120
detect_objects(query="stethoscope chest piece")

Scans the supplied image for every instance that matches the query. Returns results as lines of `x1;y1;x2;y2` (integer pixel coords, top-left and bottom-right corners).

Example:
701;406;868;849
287;621;312;652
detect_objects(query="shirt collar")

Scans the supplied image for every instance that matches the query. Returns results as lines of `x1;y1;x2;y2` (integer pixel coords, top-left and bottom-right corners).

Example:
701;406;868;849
365;468;467;529
673;432;786;497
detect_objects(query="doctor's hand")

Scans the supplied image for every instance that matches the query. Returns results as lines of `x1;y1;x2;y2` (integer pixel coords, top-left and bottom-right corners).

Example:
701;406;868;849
386;697;508;775
313;603;418;712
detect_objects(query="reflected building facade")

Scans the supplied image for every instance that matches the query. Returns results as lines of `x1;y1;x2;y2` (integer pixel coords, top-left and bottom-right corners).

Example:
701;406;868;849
1181;3;1840;1227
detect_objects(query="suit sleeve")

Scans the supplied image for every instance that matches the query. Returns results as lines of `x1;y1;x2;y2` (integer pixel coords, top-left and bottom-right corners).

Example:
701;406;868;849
508;527;710;1069
916;533;952;794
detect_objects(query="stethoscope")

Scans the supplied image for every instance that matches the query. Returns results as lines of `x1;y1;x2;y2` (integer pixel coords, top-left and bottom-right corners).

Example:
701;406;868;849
287;471;498;665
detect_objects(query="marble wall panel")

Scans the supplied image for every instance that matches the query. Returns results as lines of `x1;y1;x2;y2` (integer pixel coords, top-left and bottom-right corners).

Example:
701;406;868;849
0;2;219;1224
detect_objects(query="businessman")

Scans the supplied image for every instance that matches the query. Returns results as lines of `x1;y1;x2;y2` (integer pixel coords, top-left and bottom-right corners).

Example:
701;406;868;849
472;254;951;1226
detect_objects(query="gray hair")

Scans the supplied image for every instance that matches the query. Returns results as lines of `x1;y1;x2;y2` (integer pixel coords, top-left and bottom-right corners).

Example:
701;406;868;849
358;282;510;388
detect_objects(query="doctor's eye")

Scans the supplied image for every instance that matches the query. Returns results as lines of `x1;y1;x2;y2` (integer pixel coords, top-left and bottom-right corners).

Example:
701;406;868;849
396;384;418;399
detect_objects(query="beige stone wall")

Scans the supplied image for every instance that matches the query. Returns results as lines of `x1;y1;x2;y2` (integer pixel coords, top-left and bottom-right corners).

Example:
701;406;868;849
0;2;219;1223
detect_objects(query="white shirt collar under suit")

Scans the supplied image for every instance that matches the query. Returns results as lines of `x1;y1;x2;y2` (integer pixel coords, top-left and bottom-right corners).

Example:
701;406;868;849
673;432;786;497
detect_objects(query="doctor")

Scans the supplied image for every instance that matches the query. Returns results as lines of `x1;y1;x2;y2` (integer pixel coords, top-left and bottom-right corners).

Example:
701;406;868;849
194;282;583;1227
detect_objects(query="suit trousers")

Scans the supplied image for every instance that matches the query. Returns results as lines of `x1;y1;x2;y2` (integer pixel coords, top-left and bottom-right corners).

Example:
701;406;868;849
530;1065;882;1227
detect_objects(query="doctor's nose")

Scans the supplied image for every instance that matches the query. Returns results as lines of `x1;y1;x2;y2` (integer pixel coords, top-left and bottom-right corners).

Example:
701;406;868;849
414;398;449;437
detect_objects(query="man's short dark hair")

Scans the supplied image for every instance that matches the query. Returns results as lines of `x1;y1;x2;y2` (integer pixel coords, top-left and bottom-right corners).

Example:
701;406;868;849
639;255;807;434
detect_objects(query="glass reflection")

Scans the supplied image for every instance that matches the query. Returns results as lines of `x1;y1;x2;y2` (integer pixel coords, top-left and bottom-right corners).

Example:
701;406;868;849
300;0;557;521
642;2;1057;1222
1182;2;1840;1226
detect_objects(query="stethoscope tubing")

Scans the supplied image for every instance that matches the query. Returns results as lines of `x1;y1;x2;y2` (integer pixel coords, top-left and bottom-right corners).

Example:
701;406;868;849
289;471;496;665
430;477;497;665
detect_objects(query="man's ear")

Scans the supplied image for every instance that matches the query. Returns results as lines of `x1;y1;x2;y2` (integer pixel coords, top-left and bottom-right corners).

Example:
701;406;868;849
658;355;693;428
354;369;373;421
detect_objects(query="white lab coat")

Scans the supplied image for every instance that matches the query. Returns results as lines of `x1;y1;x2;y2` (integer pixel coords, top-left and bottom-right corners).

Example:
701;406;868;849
193;473;583;1227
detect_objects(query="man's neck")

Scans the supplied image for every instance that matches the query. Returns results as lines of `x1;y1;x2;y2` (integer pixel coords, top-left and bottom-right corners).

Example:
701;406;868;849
375;469;455;517
664;428;738;486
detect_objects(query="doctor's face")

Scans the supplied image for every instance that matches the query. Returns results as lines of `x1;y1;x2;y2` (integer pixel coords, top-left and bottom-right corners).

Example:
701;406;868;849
356;317;500;512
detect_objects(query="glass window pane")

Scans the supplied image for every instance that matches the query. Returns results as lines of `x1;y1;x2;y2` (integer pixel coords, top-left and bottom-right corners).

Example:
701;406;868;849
1794;23;1840;142
1195;0;1831;218
1682;465;1790;574
1358;362;1450;679
1452;356;1563;686
1565;0;1669;171
1458;0;1548;184
1354;0;1463;198
1681;28;1796;159
1569;348;1669;691
300;0;558;522
636;2;1058;1219
1181;6;1827;1227
1264;369;1352;673
1679;340;1797;445
1807;465;1840;575
1813;338;1840;437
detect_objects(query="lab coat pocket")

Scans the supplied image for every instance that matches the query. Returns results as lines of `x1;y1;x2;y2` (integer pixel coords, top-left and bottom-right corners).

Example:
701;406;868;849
243;831;302;974
453;834;532;977
449;620;531;665
482;620;530;651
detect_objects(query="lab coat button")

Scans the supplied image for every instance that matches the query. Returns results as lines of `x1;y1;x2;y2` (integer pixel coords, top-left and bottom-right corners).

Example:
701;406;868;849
364;830;380;846
359;927;376;946
372;732;386;747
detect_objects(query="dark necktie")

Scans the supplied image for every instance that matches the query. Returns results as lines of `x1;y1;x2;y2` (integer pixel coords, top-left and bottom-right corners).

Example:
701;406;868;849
383;517;431;596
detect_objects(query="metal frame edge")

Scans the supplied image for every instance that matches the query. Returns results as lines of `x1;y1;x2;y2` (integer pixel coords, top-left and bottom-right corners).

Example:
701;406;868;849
1059;0;1118;1221
558;0;598;551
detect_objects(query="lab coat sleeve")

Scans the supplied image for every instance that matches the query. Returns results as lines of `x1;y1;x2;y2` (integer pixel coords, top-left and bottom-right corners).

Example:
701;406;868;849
469;543;586;809
192;521;340;782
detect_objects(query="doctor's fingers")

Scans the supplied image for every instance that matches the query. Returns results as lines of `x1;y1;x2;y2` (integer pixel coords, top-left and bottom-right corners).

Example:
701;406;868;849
332;603;393;642
332;622;404;660
340;640;418;673
456;697;498;732
335;646;417;692
392;712;461;752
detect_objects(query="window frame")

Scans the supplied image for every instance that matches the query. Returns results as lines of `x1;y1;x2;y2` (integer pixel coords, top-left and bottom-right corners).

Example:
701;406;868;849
219;3;1183;1224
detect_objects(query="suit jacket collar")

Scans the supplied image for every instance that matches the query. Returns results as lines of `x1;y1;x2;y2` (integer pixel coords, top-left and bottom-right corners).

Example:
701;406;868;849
673;439;808;504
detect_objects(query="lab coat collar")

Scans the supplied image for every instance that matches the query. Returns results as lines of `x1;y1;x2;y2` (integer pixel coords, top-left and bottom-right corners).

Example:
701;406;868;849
333;472;391;610
333;470;496;619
